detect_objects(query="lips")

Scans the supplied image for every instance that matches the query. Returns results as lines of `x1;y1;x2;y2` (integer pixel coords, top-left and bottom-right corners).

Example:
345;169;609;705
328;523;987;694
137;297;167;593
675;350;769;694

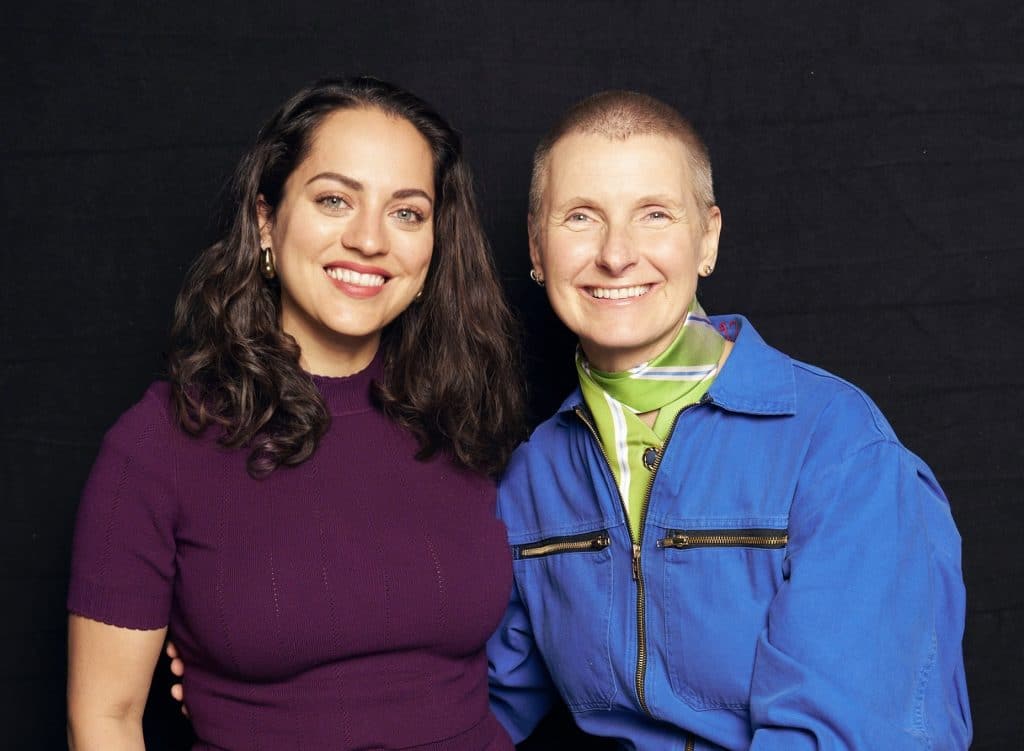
587;284;651;300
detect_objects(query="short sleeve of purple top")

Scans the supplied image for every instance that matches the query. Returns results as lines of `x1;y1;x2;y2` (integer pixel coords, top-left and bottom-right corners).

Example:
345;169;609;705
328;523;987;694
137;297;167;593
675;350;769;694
68;356;515;751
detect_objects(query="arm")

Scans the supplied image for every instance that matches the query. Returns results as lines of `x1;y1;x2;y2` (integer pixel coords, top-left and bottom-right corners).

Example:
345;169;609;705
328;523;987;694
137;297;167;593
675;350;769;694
487;577;558;743
67;615;167;751
67;388;179;747
748;440;971;750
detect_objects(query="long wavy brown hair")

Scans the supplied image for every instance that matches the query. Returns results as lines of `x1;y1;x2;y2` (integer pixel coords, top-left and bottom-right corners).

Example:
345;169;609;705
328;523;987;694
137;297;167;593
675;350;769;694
168;77;526;478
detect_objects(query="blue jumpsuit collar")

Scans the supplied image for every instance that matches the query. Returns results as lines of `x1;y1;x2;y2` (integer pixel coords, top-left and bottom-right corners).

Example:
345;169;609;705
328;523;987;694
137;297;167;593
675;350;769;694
555;314;796;421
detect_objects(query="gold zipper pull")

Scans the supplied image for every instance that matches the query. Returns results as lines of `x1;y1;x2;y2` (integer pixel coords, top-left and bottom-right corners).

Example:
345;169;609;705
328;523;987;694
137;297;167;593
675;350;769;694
632;543;641;581
656;533;689;549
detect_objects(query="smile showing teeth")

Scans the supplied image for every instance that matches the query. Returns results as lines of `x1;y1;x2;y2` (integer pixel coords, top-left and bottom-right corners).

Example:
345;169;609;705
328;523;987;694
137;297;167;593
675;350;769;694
325;267;387;287
588;284;650;300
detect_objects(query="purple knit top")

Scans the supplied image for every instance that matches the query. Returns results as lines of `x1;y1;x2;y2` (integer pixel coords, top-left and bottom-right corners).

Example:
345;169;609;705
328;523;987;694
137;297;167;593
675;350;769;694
68;356;514;750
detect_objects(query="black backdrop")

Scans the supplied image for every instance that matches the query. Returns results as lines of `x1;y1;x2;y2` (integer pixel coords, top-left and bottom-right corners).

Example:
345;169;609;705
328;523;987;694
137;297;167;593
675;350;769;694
4;2;1022;749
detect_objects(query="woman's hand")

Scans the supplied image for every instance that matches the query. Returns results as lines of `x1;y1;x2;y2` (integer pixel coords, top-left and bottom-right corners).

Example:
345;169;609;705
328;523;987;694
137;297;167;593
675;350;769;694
165;641;189;716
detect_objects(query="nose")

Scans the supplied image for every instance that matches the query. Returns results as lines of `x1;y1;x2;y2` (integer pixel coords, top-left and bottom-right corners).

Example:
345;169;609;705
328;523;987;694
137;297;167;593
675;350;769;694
341;209;388;256
596;223;637;275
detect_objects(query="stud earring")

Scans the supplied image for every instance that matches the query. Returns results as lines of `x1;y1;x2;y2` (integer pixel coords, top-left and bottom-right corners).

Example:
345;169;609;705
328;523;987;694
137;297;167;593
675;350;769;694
260;247;276;279
701;264;714;277
530;269;545;287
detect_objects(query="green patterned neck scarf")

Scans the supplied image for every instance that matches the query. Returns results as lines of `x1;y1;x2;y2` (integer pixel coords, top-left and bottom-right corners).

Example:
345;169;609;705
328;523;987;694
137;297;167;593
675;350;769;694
576;299;723;539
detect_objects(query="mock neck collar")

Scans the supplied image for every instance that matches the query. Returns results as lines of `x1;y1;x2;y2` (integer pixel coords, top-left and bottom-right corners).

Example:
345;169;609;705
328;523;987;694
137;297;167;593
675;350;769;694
308;352;383;417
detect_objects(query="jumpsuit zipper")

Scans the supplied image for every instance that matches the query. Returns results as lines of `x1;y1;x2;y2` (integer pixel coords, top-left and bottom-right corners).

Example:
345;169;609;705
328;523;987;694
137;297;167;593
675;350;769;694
657;530;789;549
574;394;711;717
515;531;611;559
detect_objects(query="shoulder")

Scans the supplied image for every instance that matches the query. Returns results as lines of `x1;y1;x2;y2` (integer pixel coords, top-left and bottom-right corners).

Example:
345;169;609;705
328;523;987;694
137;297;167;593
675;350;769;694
724;315;897;444
505;401;577;473
722;333;953;544
87;381;182;489
788;359;898;449
756;349;920;485
782;361;947;527
105;380;177;438
495;398;581;526
715;314;915;466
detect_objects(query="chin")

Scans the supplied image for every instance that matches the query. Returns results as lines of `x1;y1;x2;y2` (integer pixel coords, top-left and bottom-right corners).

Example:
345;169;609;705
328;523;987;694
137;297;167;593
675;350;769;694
586;331;653;352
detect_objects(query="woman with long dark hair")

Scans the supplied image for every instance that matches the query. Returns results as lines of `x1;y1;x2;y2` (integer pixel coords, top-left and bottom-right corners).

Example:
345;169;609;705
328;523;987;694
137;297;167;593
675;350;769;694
67;77;525;750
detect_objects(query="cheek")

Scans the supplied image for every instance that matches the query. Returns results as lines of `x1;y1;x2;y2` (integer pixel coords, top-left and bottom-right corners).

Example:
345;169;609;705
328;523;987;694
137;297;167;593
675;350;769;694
403;231;434;276
651;237;701;278
542;237;592;279
545;287;584;331
274;210;334;257
667;268;700;294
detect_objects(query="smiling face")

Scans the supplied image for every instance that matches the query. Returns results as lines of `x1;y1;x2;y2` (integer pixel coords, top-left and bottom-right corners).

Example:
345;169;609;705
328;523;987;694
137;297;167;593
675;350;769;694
530;131;721;372
260;107;435;376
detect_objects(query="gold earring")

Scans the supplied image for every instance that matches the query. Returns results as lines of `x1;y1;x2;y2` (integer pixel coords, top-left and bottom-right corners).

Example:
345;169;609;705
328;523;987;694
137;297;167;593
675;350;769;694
530;269;545;287
260;247;276;280
701;264;714;277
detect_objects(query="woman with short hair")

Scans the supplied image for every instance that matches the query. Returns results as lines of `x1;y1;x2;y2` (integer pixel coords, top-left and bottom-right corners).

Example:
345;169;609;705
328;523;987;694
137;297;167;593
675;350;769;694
488;90;971;750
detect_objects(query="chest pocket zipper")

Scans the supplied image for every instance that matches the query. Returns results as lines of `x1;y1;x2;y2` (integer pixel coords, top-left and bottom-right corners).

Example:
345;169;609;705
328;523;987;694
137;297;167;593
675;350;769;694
657;528;788;550
514;530;611;560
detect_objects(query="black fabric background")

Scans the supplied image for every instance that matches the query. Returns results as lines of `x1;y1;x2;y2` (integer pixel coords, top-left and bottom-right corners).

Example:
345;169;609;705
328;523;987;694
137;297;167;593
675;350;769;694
3;2;1021;748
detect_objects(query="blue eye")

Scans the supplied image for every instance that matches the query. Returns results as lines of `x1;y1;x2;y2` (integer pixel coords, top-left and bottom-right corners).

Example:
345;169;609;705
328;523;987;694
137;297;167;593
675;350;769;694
393;208;426;224
318;195;349;212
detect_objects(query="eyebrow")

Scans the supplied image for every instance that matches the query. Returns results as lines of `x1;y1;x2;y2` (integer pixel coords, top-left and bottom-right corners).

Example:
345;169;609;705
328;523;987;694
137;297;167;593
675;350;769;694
306;171;433;205
635;194;687;209
551;196;595;212
392;188;433;204
552;194;687;211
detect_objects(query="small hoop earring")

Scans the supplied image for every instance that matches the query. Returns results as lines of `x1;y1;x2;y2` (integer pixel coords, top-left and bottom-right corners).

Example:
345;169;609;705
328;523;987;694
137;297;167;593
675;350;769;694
260;247;276;280
415;288;424;301
530;269;545;287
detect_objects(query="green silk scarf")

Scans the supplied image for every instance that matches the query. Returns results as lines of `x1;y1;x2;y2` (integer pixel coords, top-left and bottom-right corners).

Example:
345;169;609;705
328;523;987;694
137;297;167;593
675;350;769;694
576;298;723;539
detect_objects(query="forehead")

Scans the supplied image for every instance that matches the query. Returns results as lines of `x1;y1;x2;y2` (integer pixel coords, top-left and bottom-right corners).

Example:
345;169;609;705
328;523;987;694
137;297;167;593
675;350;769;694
297;107;435;189
544;131;693;205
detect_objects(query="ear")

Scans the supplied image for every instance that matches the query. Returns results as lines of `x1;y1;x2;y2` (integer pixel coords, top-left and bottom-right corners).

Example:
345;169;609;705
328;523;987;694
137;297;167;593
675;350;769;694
528;214;543;274
698;205;722;271
256;195;274;246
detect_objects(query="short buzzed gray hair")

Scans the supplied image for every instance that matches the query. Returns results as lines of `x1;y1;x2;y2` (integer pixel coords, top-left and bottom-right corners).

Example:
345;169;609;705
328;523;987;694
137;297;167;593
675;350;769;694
529;90;714;237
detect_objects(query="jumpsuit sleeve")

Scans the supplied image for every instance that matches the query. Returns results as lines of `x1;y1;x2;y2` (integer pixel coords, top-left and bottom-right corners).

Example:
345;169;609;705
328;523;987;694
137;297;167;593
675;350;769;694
487;469;559;745
487;575;559;743
748;437;971;750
